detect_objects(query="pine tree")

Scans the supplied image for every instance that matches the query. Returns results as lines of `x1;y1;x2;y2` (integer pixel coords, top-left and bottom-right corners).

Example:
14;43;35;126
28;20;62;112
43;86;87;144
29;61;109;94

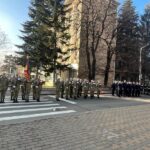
16;0;71;80
36;0;71;80
140;4;150;82
16;0;45;75
116;0;140;81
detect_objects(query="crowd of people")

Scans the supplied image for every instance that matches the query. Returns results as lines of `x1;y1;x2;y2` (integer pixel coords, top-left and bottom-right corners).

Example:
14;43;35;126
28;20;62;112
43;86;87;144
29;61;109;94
55;78;102;101
111;80;141;97
0;74;44;103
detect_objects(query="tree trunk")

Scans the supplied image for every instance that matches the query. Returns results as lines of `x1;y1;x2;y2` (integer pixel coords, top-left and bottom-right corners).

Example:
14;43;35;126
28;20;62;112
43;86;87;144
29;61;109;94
91;56;96;80
104;54;112;86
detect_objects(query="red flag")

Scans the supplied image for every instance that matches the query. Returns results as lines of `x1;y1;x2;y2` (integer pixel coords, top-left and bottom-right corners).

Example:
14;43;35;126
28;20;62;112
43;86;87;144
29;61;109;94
24;55;30;80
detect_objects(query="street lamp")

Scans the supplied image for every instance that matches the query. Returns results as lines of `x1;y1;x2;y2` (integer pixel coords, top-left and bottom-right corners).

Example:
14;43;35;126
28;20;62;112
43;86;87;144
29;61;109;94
139;44;149;84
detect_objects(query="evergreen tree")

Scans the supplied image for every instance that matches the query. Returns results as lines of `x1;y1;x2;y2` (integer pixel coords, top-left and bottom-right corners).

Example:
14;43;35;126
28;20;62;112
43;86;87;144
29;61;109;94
16;0;45;75
37;0;71;79
17;0;71;80
140;4;150;82
116;0;140;81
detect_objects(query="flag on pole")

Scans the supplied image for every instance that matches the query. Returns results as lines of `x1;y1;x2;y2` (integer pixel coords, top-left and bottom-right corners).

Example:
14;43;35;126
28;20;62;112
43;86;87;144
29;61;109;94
24;55;30;80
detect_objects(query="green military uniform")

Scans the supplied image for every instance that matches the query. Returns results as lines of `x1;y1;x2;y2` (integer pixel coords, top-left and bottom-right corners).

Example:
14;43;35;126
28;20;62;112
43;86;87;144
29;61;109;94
78;79;83;98
0;75;7;103
34;79;43;102
73;79;79;99
96;81;102;98
82;80;89;99
32;79;36;100
89;81;96;99
21;78;26;100
10;77;16;101
60;80;65;98
13;78;21;103
65;79;70;100
69;79;73;98
55;78;61;101
24;80;31;102
10;77;21;103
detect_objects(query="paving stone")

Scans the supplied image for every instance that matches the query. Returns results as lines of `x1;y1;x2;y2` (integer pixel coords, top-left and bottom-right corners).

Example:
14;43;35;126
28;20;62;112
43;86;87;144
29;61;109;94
0;105;149;150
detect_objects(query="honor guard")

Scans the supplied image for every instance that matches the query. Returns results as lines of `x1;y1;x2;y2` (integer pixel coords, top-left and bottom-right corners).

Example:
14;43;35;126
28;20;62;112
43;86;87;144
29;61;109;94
55;78;61;101
10;76;21;103
24;79;31;102
73;78;79;99
111;81;116;96
82;79;89;99
60;80;65;98
64;79;70;100
96;81;102;98
89;80;96;99
69;78;73;98
78;79;83;97
0;74;9;103
21;77;26;100
32;78;37;100
34;77;44;102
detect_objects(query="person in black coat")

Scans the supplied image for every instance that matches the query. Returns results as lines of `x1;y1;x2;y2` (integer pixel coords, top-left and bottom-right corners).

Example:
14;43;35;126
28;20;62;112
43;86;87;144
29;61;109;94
111;81;116;96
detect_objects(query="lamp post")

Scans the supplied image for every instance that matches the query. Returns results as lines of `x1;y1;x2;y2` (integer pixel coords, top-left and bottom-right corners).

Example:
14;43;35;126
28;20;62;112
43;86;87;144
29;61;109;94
139;44;149;84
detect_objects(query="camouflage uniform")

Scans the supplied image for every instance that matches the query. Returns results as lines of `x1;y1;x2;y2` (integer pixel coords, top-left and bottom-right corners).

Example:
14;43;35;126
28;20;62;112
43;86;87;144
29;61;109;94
55;78;61;101
69;79;73;98
73;79;79;99
21;78;26;100
10;77;16;101
0;75;8;103
13;77;21;103
24;80;31;102
35;79;44;102
60;80;65;98
82;80;89;99
96;81;102;98
10;77;21;103
78;79;83;97
89;81;96;99
32;79;37;100
64;79;70;100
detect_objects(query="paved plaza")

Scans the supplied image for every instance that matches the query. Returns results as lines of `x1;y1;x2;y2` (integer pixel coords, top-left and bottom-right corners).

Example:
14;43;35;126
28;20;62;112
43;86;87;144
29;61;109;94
0;94;149;150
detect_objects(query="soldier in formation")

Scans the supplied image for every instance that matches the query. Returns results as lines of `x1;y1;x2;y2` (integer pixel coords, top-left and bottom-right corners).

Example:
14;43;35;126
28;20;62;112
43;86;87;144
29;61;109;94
32;76;44;102
0;74;9;103
55;78;102;100
10;76;22;103
0;73;45;103
111;80;142;97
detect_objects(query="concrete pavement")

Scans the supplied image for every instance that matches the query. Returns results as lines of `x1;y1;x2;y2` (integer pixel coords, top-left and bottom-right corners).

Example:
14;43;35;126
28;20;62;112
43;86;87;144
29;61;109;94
0;94;149;150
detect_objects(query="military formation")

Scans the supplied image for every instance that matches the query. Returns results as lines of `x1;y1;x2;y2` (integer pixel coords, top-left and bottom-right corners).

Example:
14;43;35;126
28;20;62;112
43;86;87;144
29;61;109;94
111;80;142;97
0;74;44;103
55;78;102;101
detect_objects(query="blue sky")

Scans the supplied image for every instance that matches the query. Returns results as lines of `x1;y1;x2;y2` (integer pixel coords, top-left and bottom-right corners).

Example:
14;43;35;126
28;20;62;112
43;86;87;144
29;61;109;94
0;0;150;52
